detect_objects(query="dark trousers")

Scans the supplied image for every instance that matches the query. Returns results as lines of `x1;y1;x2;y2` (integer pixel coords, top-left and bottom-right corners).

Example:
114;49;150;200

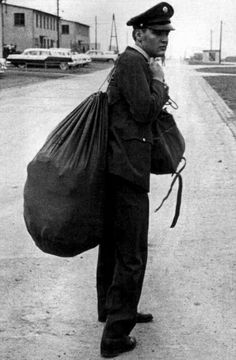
96;174;149;338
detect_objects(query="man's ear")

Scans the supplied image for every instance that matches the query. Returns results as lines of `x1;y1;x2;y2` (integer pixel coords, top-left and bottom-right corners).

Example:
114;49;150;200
136;29;144;42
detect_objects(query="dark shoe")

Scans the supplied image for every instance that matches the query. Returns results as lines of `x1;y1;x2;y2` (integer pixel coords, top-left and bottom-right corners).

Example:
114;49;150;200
136;312;153;323
101;336;136;358
98;312;153;323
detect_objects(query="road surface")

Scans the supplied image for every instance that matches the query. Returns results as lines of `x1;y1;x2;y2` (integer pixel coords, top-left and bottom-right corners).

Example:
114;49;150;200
0;63;235;359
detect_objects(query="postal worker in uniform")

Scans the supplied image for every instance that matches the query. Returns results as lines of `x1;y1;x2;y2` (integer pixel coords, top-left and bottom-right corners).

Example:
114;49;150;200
96;2;175;357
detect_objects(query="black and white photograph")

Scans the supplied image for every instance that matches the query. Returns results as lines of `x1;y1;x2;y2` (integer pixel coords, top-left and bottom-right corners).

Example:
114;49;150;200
0;0;235;359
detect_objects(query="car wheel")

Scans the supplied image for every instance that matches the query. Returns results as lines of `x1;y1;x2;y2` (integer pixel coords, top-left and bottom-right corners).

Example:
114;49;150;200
59;62;69;71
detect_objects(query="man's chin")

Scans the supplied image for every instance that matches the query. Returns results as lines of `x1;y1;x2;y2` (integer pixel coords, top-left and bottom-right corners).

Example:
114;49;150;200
155;51;165;58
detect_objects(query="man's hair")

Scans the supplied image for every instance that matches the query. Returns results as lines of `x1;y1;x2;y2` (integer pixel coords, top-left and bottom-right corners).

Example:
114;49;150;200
132;27;147;41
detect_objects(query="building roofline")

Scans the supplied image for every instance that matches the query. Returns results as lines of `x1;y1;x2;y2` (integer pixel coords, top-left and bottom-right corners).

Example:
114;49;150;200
61;19;90;28
5;2;59;18
5;2;90;26
203;49;220;52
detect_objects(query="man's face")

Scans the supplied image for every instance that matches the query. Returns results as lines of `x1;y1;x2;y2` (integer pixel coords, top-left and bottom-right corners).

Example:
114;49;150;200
139;29;170;57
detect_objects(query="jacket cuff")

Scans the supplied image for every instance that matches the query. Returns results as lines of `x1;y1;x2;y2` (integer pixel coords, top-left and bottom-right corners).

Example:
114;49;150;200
151;79;169;103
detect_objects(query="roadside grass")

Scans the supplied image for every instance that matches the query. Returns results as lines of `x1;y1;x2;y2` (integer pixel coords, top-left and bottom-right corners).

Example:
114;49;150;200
196;66;236;114
203;76;236;112
196;66;236;74
0;62;113;90
0;71;64;90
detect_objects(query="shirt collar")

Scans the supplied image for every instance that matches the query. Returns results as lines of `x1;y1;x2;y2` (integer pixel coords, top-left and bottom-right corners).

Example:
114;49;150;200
129;44;150;61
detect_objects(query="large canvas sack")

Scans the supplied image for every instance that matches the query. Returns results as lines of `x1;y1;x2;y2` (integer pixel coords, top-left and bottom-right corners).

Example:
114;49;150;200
24;91;108;257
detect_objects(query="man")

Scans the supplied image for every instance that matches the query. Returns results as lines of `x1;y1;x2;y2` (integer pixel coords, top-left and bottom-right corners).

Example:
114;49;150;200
97;2;175;357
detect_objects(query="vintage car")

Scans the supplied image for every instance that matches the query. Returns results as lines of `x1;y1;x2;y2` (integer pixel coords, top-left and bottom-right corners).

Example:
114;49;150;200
7;48;91;70
50;48;91;67
86;50;118;62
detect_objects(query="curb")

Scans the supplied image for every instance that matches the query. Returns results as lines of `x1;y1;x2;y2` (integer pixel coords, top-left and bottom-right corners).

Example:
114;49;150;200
198;76;236;139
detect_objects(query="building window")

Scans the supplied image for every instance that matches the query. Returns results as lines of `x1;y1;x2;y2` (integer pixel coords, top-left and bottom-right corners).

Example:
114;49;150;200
39;14;42;28
34;38;39;47
47;17;49;29
36;14;38;28
209;52;216;62
62;25;69;34
43;16;46;29
14;13;25;26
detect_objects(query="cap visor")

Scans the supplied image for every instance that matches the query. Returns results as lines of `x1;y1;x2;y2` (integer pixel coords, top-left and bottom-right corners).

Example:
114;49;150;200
148;24;175;31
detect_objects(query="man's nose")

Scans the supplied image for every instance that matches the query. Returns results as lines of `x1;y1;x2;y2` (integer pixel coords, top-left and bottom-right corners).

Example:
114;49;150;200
163;32;169;39
161;35;168;43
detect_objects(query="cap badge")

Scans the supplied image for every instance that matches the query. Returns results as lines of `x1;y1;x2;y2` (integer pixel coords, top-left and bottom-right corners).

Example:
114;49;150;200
163;6;168;13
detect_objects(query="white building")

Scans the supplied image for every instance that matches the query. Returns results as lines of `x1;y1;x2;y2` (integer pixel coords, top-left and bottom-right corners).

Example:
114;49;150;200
1;2;90;55
61;19;90;52
202;50;220;64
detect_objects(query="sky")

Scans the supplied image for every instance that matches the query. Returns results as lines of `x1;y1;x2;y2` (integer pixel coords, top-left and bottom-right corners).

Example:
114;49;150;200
6;0;236;58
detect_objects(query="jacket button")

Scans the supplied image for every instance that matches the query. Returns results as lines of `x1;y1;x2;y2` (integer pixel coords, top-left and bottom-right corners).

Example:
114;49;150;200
142;138;146;142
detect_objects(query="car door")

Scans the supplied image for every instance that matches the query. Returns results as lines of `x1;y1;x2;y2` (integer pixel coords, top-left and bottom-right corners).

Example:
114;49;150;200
27;50;48;65
96;51;105;61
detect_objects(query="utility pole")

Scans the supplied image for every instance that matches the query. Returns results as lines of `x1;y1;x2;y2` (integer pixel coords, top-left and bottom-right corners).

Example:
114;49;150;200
0;0;3;58
210;29;213;50
219;20;223;64
56;0;60;48
109;14;119;53
95;16;97;50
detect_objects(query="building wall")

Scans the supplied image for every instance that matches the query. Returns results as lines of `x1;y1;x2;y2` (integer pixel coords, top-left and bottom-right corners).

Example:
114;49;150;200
33;11;58;49
90;43;101;50
202;50;220;63
2;4;35;51
60;20;90;52
1;4;90;53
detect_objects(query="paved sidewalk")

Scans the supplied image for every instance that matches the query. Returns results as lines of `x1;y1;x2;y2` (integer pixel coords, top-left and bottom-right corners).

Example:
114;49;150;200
1;63;236;360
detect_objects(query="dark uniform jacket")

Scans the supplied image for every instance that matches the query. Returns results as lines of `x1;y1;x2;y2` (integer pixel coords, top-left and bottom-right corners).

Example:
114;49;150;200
107;46;169;192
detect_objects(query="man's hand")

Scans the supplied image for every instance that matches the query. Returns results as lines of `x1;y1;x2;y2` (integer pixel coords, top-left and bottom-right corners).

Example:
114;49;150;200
149;58;165;83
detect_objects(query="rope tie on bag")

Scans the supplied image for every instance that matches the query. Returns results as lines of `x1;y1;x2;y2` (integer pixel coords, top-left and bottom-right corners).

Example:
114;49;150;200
166;96;179;109
155;157;186;228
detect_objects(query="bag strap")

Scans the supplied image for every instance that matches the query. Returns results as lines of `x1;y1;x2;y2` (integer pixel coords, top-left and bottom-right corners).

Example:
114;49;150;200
170;172;183;228
155;157;186;228
98;65;116;92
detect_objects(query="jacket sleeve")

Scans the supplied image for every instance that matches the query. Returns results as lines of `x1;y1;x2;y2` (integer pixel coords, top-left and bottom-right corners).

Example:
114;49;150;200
116;55;169;123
